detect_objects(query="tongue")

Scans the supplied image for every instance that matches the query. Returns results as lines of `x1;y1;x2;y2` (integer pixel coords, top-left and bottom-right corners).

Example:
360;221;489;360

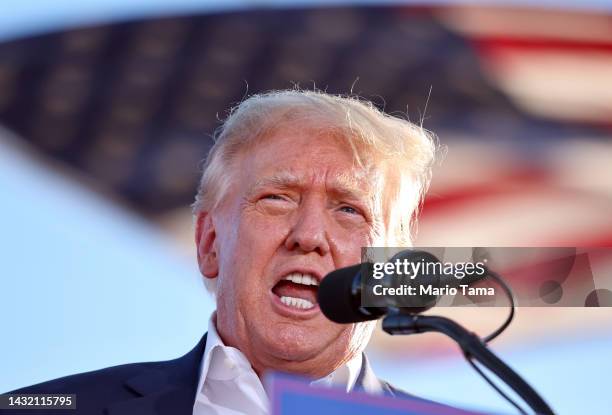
272;281;318;304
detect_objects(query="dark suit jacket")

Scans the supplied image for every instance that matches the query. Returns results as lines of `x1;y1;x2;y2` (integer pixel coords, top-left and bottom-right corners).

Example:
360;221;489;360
1;333;439;415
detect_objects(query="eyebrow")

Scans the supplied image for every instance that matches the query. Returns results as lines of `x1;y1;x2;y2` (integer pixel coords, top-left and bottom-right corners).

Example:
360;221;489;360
249;170;372;202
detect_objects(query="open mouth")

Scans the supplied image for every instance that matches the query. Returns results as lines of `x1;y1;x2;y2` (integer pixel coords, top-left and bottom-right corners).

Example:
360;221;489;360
271;273;319;311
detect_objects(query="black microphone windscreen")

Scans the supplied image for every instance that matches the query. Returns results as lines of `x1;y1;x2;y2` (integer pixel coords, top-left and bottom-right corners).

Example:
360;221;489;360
318;264;379;324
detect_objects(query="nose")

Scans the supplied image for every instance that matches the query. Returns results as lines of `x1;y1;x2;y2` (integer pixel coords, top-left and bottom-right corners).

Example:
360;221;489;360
284;200;330;256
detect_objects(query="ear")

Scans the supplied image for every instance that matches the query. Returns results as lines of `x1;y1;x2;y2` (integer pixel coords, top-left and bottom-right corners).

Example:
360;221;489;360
195;211;219;278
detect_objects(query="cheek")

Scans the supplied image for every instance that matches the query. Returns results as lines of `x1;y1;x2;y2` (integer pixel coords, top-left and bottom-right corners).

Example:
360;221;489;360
330;227;373;267
218;214;287;290
238;208;292;253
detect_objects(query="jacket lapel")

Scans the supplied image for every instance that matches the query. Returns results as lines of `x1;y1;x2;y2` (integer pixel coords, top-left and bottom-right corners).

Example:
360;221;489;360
354;353;396;397
355;354;434;403
106;333;207;415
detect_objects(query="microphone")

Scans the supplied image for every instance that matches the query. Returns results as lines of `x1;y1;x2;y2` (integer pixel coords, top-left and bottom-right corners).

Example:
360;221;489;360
319;251;555;415
317;263;386;323
318;249;481;324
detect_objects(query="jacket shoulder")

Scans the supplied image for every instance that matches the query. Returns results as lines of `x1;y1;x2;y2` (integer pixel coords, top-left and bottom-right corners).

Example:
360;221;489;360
6;361;169;414
12;361;154;394
4;334;208;415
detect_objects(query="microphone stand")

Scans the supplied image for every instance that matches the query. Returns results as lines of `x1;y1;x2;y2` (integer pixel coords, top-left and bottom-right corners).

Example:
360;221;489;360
382;312;555;415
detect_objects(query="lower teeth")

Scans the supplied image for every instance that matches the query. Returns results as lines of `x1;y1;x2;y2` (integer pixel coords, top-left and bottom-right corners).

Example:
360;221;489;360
280;296;314;310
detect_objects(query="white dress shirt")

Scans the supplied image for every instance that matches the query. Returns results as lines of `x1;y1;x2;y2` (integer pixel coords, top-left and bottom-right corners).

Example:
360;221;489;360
193;314;364;415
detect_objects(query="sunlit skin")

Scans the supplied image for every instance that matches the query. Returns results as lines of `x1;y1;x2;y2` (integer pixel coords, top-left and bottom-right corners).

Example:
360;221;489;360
195;127;395;379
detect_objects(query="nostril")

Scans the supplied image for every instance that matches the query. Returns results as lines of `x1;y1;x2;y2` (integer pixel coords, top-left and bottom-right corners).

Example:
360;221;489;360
284;218;330;255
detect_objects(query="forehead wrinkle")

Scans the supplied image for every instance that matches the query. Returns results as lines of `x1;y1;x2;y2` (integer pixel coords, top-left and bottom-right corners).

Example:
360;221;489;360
250;168;376;202
250;171;302;193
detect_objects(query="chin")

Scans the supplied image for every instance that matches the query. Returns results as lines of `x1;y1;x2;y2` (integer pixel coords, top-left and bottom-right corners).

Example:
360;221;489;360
264;323;331;361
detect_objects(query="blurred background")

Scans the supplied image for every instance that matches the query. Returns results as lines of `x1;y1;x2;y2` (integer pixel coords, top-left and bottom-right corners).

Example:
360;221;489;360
1;0;611;413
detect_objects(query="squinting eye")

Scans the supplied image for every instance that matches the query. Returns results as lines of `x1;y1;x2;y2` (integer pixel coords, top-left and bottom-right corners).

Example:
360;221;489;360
263;194;284;200
339;205;359;215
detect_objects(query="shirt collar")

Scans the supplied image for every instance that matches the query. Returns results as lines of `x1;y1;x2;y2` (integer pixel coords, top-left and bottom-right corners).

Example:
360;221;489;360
310;353;362;392
196;313;363;394
195;313;247;392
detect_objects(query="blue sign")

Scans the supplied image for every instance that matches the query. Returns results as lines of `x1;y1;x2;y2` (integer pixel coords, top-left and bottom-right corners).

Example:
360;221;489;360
268;372;485;415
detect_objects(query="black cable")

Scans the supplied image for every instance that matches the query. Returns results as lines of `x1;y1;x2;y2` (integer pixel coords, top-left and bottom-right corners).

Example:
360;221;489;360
463;350;529;415
466;269;529;413
482;269;516;343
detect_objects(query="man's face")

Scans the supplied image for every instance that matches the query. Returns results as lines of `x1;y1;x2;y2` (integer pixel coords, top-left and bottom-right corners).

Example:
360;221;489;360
196;126;387;378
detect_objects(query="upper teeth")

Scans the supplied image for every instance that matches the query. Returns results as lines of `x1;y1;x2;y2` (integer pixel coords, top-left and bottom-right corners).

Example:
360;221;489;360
283;273;319;286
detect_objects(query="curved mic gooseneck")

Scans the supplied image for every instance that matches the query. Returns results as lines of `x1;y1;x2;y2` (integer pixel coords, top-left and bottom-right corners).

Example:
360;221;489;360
382;312;554;415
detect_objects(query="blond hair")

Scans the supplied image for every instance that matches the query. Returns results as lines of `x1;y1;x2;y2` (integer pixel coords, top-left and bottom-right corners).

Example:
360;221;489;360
193;89;437;245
